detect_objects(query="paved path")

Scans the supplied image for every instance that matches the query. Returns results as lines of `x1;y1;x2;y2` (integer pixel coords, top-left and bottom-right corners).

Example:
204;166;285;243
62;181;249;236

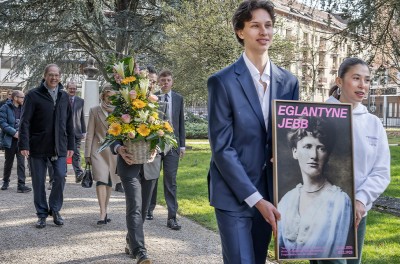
0;152;223;263
0;151;279;263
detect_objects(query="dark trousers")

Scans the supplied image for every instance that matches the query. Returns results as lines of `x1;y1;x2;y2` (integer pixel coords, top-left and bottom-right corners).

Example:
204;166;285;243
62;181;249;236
2;138;26;187
215;207;272;264
148;179;158;213
117;159;147;256
160;148;180;219
30;156;67;218
72;136;83;177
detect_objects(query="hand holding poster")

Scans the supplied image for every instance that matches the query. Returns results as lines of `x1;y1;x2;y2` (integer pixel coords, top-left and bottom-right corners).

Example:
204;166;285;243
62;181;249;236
273;100;357;261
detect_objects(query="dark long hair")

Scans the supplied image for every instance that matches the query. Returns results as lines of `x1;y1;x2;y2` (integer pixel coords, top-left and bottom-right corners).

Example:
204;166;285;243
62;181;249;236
329;57;369;99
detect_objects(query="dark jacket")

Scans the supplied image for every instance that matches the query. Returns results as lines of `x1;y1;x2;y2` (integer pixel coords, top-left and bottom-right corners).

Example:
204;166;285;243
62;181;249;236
71;96;86;138
19;81;75;157
0;100;20;148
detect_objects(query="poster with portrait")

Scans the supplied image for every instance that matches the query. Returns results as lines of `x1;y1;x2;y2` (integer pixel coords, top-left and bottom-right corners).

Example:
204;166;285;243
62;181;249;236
272;100;357;261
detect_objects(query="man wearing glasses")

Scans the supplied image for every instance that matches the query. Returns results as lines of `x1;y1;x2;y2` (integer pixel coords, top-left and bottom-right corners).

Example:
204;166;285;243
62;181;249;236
19;64;74;228
0;90;31;193
66;81;86;183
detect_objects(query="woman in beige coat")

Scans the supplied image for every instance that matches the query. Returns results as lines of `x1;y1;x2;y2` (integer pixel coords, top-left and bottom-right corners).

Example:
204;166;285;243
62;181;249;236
84;84;120;224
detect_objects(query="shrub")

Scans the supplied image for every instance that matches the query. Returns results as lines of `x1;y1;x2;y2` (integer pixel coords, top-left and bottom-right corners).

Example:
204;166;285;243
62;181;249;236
185;122;208;139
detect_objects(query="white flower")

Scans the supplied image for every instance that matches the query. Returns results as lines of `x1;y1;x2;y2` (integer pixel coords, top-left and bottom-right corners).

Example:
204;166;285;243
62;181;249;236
139;79;149;95
134;110;149;123
113;61;125;79
120;88;131;104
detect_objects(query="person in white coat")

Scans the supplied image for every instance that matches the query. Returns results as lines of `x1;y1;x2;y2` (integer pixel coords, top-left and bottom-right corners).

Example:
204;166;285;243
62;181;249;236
310;58;391;264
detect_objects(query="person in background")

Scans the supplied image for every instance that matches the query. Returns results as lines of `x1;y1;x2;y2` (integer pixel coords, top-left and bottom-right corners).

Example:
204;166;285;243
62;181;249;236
146;65;162;221
0;90;31;193
84;84;121;224
310;58;390;264
19;64;74;229
207;1;299;263
66;81;86;183
0;89;13;108
152;69;185;230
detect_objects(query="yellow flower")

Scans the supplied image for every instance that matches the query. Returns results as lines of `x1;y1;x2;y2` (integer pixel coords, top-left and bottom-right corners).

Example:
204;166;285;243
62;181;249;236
132;99;147;109
137;124;151;137
121;76;137;85
151;112;159;119
108;123;122;136
164;122;173;133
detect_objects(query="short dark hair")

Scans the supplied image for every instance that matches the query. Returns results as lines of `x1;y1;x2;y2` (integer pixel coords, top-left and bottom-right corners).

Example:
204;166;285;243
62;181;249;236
158;69;173;78
147;65;157;74
287;116;336;154
232;0;276;46
329;57;369;99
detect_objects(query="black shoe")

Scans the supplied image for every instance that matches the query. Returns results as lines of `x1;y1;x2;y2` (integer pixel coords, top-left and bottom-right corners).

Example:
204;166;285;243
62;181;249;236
36;217;46;228
17;186;32;193
167;217;181;230
1;182;9;190
125;243;132;256
136;251;152;264
75;173;83;183
146;211;154;220
97;214;108;225
52;211;64;225
115;183;124;193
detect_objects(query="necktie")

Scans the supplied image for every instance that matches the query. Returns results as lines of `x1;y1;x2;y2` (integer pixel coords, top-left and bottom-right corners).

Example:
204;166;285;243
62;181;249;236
163;94;169;120
70;97;73;107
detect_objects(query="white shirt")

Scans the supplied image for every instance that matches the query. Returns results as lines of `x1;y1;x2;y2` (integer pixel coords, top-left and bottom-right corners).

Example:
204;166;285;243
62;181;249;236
243;52;271;130
242;52;272;208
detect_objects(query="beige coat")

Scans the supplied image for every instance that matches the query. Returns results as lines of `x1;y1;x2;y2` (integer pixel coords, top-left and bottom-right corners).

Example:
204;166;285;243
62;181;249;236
84;105;120;185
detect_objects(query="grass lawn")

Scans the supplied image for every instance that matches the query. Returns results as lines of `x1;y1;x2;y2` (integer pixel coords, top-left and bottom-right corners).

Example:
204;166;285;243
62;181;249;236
155;139;400;263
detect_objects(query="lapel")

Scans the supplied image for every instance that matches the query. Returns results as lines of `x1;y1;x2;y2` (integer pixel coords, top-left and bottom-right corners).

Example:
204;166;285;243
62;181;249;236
97;106;108;129
269;62;285;104
234;56;266;132
171;91;178;119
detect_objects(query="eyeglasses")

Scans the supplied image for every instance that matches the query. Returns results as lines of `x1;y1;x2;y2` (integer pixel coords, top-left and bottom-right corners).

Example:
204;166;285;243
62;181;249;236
47;74;60;78
17;96;25;98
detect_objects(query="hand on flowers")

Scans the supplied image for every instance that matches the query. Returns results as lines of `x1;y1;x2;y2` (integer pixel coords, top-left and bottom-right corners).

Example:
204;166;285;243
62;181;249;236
118;146;135;165
255;199;281;238
355;200;366;228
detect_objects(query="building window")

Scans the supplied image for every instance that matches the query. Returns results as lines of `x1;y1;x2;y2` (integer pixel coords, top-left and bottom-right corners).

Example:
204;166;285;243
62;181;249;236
1;56;12;69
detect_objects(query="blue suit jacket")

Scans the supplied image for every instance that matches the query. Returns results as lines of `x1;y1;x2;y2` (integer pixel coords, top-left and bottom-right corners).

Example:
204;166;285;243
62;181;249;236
207;56;299;212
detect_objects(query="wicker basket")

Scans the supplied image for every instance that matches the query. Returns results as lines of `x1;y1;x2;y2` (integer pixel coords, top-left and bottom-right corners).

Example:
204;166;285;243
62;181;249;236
123;140;155;164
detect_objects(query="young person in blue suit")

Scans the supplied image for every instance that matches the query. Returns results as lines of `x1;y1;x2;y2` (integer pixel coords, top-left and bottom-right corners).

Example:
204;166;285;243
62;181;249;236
207;1;299;263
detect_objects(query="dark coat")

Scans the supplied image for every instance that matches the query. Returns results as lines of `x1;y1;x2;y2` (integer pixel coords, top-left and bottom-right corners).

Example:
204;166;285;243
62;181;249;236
71;96;86;138
0;101;19;148
207;56;299;212
19;81;75;157
155;91;185;148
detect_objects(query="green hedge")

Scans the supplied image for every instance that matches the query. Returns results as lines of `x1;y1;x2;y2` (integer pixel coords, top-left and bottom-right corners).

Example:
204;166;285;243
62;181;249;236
185;122;208;139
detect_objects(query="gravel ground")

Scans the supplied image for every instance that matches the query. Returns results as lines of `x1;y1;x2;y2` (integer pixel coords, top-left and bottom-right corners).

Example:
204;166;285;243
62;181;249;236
0;151;278;264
